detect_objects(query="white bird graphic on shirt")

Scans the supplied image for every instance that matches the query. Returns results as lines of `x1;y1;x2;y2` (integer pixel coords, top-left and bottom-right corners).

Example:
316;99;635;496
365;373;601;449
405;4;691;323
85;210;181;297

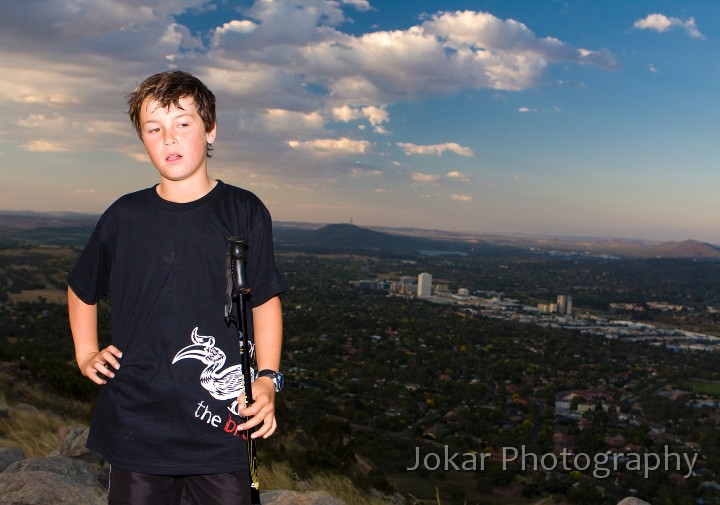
172;327;248;405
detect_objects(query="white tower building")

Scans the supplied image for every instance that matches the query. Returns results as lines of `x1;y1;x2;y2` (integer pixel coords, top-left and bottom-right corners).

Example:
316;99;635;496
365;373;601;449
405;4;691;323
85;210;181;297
418;272;432;297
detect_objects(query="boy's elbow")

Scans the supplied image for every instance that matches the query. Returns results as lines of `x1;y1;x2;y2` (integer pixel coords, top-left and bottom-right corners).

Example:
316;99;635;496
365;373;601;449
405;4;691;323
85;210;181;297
67;285;95;308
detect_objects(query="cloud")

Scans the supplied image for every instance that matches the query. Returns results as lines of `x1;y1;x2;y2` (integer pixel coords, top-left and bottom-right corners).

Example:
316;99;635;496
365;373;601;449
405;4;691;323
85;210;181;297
447;171;472;182
342;0;372;12
633;14;704;39
411;172;441;183
260;109;325;133
518;107;537;113
412;171;475;185
22;140;70;152
16;113;67;129
451;193;473;202
351;167;383;177
211;6;616;102
287;137;372;157
332;105;390;134
398;142;475;157
0;0;619;202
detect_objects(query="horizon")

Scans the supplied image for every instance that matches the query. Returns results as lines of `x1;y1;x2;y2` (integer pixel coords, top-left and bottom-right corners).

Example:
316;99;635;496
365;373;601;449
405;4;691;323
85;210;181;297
1;1;718;243
2;208;718;247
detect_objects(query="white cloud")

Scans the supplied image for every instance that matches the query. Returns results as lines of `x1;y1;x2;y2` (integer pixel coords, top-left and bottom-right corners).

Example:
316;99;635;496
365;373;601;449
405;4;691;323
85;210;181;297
332;105;389;134
22;140;70;152
398;142;475;157
287;137;372;157
0;0;620;205
447;171;472;182
451;193;473;202
342;0;372;12
518;107;537;113
261;109;325;133
633;14;704;40
217;19;258;35
351;167;382;177
411;172;440;183
211;7;615;101
412;171;475;185
16;113;66;128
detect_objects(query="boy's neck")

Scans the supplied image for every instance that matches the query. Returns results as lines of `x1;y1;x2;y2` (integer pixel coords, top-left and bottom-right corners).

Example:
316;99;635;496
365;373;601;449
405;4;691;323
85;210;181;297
156;176;217;203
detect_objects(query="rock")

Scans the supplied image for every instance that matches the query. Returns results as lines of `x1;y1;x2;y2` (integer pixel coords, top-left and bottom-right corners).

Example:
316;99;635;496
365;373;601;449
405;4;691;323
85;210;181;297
51;425;104;464
0;446;26;471
617;498;652;505
261;490;346;505
0;470;106;505
4;455;106;487
0;424;341;505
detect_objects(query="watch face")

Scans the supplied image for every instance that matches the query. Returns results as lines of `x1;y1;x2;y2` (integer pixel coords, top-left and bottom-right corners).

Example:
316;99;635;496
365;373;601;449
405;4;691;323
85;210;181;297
274;372;285;392
258;370;284;392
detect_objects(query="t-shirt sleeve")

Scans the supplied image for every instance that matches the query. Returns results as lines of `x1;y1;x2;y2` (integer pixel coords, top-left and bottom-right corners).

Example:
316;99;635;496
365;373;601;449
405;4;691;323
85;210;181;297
67;212;114;305
245;205;287;308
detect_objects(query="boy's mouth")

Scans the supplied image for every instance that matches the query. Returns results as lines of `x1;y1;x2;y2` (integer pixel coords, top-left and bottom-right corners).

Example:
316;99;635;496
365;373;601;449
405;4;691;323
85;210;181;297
166;154;182;162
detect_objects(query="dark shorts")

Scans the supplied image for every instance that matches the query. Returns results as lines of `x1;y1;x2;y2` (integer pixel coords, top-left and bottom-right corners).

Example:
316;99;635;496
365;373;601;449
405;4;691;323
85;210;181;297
108;466;252;505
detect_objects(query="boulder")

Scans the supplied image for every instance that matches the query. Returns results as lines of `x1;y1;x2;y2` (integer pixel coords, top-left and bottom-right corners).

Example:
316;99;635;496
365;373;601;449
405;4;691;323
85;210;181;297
51;425;104;464
617;498;652;505
0;446;26;472
4;455;106;487
0;424;344;505
0;470;106;505
261;490;346;505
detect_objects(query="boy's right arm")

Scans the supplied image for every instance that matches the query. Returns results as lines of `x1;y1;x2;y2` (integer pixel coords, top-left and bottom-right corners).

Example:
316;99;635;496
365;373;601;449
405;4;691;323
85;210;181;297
68;286;122;385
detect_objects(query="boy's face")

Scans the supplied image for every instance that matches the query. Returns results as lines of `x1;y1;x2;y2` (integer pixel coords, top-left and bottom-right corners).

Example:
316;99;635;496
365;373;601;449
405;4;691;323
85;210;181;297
139;96;216;186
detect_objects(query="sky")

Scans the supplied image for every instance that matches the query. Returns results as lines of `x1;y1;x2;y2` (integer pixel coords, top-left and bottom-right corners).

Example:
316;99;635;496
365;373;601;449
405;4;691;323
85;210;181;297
1;0;718;243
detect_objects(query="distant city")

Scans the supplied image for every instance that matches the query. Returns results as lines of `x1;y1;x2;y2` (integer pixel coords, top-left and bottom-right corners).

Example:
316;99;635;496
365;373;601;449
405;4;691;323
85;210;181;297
353;272;720;353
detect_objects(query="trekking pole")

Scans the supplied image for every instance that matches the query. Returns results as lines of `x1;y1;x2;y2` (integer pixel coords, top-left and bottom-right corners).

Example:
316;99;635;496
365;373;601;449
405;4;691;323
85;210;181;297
225;237;261;504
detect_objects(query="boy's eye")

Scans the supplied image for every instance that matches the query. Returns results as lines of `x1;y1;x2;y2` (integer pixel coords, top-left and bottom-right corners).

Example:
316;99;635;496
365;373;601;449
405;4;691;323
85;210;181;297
147;127;160;134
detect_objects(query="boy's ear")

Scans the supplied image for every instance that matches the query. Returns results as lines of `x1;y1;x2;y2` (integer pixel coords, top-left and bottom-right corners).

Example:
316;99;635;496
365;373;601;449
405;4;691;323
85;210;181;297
206;122;217;144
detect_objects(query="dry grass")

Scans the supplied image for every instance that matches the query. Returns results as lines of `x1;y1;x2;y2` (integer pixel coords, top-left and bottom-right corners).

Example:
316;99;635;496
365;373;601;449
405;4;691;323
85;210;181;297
0;369;92;457
260;461;399;505
0;375;396;505
0;403;71;457
7;287;67;304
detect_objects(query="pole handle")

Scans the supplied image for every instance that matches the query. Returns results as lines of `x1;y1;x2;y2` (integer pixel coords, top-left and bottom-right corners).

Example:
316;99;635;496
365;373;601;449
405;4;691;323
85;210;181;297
227;236;250;296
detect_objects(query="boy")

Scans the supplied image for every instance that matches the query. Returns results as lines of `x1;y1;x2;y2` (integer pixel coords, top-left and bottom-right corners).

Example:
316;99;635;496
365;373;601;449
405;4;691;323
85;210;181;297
67;70;286;505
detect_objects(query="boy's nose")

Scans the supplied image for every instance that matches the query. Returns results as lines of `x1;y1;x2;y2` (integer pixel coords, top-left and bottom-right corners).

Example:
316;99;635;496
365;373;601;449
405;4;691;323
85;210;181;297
163;132;177;146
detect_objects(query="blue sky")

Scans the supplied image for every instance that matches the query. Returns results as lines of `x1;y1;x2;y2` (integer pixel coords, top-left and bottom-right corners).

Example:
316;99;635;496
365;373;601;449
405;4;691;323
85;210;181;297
1;0;718;243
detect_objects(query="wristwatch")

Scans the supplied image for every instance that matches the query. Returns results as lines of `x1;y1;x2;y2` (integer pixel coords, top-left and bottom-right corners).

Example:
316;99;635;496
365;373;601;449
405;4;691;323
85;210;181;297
255;369;285;393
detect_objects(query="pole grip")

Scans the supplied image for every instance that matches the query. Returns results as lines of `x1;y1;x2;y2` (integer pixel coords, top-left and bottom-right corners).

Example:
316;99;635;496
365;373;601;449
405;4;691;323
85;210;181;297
227;237;249;296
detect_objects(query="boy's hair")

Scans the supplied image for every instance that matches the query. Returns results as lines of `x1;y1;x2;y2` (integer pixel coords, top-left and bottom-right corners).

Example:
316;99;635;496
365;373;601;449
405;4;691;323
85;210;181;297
127;70;216;155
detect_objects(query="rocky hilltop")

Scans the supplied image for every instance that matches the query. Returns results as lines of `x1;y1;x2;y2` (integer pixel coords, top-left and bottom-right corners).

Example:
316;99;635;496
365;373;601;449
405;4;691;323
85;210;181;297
0;426;344;505
0;427;651;505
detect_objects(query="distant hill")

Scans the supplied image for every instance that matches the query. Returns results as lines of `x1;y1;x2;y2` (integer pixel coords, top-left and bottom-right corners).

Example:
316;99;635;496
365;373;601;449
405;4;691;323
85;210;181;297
478;234;720;260
0;212;98;247
2;211;720;259
274;222;478;253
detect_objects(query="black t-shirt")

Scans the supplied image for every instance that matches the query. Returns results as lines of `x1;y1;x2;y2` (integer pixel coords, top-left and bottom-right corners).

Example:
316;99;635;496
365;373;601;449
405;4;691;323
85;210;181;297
68;181;286;475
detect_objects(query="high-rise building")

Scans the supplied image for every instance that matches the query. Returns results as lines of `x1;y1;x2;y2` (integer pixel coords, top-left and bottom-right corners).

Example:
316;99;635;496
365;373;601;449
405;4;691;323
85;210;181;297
557;295;573;315
418;272;432;297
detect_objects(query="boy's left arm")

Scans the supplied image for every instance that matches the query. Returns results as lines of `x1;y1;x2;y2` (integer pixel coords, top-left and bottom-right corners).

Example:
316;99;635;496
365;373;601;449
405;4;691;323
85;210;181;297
239;295;282;438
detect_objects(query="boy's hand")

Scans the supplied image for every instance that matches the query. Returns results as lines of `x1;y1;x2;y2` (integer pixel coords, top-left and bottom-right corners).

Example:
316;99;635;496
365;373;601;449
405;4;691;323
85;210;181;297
79;345;123;385
237;377;277;439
